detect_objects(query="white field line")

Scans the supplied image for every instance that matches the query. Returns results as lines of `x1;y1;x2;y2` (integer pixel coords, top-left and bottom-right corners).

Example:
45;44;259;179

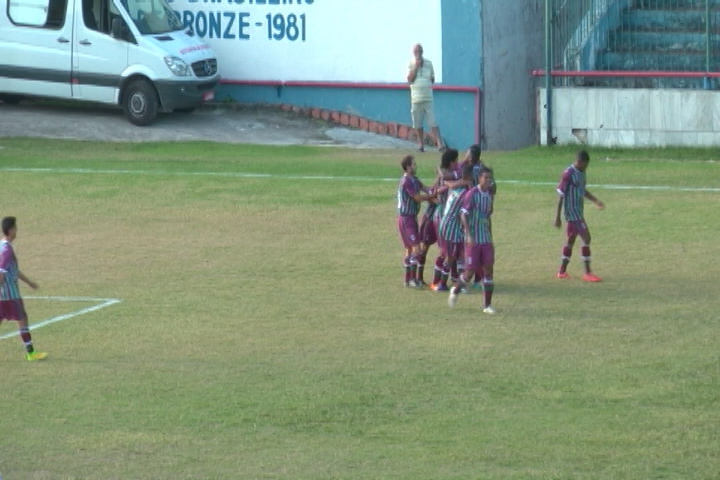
0;296;122;340
1;167;720;192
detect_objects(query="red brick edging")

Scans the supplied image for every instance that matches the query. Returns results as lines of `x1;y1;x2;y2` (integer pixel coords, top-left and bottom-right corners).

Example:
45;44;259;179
277;104;436;146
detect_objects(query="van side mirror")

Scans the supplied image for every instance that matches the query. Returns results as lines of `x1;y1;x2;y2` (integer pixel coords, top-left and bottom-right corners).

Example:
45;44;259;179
111;17;124;39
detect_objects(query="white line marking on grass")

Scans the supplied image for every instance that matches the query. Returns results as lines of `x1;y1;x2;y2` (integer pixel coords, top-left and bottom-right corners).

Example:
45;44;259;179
499;179;720;193
2;167;719;193
0;296;121;340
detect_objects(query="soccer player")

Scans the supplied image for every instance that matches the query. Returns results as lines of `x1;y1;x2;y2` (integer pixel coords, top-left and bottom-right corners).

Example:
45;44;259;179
463;144;497;193
449;167;496;313
429;149;461;291
461;144;496;289
554;150;605;282
463;144;484;186
0;216;48;361
397;155;437;288
436;161;472;292
417;178;441;287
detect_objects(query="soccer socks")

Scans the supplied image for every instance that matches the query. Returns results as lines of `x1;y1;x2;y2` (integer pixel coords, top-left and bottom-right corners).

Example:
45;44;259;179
19;327;34;354
417;253;427;283
440;261;451;288
559;245;572;273
403;259;412;283
432;256;444;285
483;278;494;308
450;260;459;282
581;245;592;274
559;245;593;274
451;275;466;295
403;253;420;282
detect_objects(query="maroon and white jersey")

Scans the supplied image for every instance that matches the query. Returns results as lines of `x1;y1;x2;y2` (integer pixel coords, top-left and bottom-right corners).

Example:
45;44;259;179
397;174;424;216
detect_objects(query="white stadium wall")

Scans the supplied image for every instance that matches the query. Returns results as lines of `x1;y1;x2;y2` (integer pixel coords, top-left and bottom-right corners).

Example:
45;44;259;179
170;0;548;150
538;88;720;147
170;0;444;84
169;0;485;150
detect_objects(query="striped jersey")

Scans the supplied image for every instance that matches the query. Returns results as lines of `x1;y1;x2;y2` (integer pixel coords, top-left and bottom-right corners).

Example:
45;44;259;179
557;165;585;221
433;166;461;225
0;240;21;300
397;174;424;216
423;187;439;218
470;162;497;195
461;187;494;244
438;186;467;243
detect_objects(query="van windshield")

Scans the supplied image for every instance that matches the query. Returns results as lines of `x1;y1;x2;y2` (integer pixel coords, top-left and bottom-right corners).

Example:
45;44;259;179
119;0;183;34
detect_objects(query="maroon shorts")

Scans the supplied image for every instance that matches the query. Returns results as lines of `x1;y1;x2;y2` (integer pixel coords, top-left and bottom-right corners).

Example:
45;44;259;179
566;219;589;239
419;215;437;246
398;215;420;249
436;235;446;257
441;239;463;259
464;243;495;274
0;298;28;322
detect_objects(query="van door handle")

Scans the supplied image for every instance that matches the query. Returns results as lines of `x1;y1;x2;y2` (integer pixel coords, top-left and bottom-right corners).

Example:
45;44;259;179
57;37;70;43
79;39;92;46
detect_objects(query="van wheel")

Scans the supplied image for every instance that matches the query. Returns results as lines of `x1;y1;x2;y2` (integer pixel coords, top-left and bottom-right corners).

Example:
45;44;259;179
123;80;158;126
0;94;23;105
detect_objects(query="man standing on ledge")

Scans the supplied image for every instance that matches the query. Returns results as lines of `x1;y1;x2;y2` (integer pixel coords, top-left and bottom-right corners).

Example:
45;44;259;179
407;43;446;153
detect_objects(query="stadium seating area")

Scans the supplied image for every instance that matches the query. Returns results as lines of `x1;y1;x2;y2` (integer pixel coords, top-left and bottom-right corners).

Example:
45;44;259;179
564;0;720;88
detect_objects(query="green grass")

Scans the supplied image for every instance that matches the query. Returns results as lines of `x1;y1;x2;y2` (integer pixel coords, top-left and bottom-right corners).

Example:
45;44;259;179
0;139;718;479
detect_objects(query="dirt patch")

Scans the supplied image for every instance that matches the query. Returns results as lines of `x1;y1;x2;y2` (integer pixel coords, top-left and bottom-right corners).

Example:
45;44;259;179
0;100;417;149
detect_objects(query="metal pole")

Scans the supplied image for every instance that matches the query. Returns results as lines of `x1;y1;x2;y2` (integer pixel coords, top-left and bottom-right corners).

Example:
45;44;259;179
705;0;711;89
545;0;554;146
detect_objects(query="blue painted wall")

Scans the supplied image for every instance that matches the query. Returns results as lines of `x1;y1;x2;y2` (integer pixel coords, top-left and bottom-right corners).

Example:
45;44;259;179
216;0;483;150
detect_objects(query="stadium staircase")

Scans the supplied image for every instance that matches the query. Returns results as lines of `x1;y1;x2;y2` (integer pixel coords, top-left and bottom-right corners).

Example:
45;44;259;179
591;0;720;88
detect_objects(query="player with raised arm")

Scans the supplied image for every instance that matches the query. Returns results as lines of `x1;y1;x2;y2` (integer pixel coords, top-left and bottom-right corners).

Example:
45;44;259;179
436;161;472;292
554;150;605;282
429;149;461;291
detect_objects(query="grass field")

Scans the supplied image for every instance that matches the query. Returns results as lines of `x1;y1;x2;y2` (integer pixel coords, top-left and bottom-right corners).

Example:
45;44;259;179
0;139;718;479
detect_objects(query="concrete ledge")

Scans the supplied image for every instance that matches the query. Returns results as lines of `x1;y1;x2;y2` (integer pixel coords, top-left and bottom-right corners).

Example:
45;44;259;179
538;87;720;147
257;104;438;147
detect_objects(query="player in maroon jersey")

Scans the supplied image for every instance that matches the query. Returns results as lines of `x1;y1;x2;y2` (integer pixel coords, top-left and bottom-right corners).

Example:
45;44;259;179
397;155;437;287
554;150;605;282
449;168;496;313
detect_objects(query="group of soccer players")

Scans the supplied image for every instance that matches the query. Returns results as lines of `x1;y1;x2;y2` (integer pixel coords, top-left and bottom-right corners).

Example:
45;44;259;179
397;147;604;315
396;145;497;313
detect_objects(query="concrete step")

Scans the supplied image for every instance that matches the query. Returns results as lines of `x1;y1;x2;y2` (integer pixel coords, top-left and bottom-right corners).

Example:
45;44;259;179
635;0;720;8
598;50;720;70
621;8;720;31
575;76;719;89
608;30;720;51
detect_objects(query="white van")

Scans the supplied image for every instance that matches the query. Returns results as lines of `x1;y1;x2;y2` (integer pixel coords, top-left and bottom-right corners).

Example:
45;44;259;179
0;0;219;125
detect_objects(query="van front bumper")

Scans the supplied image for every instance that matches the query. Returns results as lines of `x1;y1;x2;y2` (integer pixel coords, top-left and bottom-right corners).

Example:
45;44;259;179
155;78;219;110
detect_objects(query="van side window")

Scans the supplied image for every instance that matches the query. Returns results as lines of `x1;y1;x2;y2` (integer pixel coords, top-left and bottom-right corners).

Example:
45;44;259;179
82;0;99;30
122;0;182;35
82;0;123;35
8;0;68;28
